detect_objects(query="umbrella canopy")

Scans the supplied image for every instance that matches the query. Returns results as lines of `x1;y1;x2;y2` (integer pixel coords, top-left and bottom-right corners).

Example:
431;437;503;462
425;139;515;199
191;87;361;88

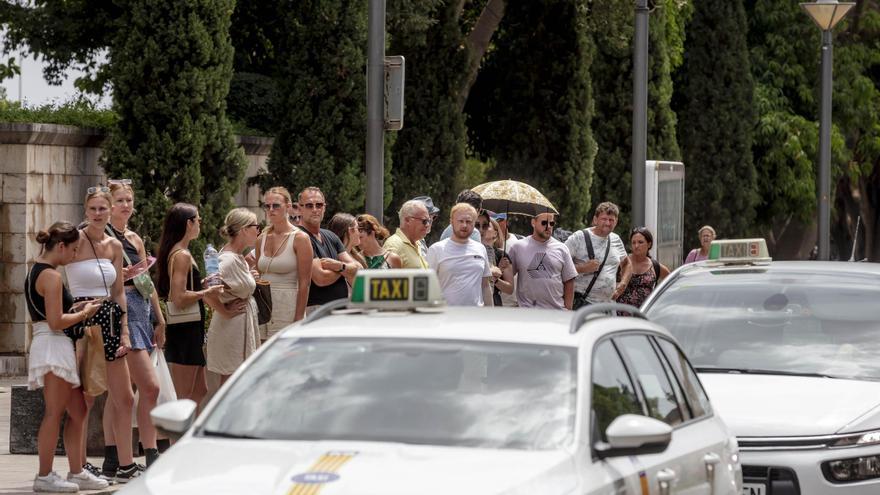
471;180;558;217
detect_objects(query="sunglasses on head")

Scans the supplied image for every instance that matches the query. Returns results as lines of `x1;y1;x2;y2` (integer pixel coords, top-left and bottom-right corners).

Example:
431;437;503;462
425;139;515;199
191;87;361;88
87;185;110;194
262;202;285;211
540;220;556;227
107;179;132;186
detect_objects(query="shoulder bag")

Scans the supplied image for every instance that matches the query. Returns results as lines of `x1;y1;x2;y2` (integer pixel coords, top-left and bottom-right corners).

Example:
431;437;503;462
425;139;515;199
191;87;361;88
106;225;155;300
573;229;611;310
165;249;201;324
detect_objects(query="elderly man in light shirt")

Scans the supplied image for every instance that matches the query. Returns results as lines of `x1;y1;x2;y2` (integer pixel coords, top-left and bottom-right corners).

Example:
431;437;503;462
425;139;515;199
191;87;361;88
384;200;431;269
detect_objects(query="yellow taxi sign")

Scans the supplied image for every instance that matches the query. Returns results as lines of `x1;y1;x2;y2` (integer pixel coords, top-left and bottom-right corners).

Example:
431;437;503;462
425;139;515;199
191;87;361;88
350;269;445;309
707;238;771;264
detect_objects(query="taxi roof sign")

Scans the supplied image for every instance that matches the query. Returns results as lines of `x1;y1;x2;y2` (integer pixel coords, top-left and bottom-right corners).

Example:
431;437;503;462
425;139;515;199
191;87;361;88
350;269;445;309
707;238;771;264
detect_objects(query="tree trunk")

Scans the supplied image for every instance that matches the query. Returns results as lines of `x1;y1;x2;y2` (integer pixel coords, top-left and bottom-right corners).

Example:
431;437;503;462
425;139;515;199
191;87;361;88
458;0;506;111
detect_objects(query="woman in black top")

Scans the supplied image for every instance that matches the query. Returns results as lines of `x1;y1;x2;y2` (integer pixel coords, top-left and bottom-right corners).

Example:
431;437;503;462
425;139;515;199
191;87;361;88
26;222;106;492
156;203;223;408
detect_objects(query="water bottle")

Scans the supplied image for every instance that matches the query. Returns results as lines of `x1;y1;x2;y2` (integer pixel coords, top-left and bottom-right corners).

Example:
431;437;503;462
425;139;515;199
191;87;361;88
203;244;221;286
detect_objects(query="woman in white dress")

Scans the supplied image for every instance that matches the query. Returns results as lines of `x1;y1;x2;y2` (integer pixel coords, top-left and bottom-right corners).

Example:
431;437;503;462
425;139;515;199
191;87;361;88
206;208;262;384
26;222;107;493
254;187;312;341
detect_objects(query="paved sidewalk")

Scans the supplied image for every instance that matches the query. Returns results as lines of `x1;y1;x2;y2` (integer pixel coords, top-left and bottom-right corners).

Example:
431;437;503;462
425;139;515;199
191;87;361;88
0;378;122;494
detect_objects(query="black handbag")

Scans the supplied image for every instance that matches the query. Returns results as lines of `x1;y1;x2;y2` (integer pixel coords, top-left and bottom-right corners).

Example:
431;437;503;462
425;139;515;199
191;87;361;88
253;279;272;325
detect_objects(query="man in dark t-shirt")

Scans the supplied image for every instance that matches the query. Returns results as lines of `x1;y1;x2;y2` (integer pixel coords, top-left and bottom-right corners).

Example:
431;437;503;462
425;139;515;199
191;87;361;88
297;187;360;309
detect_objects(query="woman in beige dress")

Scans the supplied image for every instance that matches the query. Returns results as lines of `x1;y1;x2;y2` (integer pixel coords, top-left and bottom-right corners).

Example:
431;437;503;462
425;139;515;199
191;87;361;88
255;187;312;341
206;208;261;385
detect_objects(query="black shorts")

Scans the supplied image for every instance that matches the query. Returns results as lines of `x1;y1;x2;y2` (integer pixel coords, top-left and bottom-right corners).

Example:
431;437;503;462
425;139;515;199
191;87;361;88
164;321;206;366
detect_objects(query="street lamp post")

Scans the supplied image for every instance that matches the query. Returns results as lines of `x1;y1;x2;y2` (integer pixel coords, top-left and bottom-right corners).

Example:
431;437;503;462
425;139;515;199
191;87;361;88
631;0;649;228
366;0;386;220
800;0;854;261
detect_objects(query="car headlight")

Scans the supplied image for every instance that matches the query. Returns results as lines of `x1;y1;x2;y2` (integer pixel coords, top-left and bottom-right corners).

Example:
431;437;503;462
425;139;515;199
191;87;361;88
831;430;880;448
823;456;880;483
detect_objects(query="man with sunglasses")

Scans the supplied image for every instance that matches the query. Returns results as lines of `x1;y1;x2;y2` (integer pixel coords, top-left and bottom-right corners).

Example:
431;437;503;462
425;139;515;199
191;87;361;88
384;200;431;269
564;202;630;308
503;210;577;309
297;187;359;311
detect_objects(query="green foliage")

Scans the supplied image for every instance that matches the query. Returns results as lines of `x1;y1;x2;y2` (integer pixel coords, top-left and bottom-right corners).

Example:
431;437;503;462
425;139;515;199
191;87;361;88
0;1;121;94
588;0;689;230
0;99;116;130
466;0;596;227
454;156;495;196
676;0;758;239
101;0;246;254
388;0;468;221
227;72;280;136
257;0;391;217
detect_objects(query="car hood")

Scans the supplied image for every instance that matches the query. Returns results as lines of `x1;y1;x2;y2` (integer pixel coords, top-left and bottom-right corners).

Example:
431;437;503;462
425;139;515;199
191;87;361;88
122;439;577;495
700;374;880;437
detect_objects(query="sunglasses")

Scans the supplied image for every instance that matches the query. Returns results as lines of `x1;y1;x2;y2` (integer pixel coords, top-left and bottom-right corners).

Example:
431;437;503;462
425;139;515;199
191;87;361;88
248;223;261;231
107;179;132;186
302;202;325;210
540;220;556;227
262;202;285;211
188;216;202;224
87;186;110;194
475;222;490;230
408;216;431;226
289;215;302;223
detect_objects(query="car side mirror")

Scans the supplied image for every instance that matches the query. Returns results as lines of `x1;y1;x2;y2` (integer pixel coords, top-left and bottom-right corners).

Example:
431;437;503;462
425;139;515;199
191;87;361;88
594;414;672;459
151;399;198;440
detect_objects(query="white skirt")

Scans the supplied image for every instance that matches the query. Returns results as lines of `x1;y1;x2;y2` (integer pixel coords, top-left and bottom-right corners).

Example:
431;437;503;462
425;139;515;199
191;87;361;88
28;321;80;390
262;286;298;340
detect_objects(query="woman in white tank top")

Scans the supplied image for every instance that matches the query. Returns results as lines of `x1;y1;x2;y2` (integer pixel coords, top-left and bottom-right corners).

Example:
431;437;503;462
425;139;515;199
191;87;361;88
68;187;142;482
255;187;313;340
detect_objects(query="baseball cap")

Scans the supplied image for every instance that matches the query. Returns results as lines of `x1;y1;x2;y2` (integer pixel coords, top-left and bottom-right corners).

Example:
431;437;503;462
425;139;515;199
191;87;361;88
491;212;508;221
412;195;440;216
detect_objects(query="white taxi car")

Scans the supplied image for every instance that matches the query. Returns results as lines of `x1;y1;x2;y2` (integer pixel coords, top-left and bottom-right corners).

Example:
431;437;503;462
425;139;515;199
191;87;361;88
123;270;741;495
643;239;880;495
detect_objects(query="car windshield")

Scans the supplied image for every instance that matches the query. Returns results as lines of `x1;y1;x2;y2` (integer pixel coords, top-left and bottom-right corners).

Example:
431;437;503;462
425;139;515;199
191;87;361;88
199;337;577;450
645;269;880;381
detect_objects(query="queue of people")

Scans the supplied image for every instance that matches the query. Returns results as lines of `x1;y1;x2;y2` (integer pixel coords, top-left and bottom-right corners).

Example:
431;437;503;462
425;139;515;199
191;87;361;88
25;178;710;492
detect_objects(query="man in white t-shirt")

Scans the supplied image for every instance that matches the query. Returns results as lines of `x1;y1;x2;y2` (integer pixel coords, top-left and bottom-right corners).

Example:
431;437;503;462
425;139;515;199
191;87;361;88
427;203;493;306
564;201;631;307
504;211;577;309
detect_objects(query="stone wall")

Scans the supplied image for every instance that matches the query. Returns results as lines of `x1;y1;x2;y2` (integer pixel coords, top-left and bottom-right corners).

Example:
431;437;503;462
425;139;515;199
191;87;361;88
0;123;272;374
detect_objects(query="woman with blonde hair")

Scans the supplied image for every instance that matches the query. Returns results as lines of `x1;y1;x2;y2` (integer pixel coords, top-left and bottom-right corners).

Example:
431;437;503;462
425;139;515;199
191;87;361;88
67;186;138;482
254;187;312;341
355;214;402;269
103;179;166;469
26;222;107;492
206;208;261;384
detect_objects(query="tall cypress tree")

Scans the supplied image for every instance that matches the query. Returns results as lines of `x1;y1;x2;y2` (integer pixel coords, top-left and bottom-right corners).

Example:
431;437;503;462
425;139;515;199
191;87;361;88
387;0;468;221
588;0;689;231
676;0;758;239
102;0;246;251
466;0;596;226
260;0;392;215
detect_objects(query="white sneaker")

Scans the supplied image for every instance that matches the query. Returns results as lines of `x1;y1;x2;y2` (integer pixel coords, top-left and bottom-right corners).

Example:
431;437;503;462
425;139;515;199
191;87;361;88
33;471;78;493
68;469;110;490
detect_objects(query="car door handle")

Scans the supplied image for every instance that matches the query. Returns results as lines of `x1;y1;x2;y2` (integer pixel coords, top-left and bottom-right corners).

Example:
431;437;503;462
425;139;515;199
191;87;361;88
704;453;722;495
657;468;678;495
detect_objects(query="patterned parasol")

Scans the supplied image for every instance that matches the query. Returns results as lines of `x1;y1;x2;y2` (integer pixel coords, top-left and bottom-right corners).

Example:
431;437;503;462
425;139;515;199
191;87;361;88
471;180;558;217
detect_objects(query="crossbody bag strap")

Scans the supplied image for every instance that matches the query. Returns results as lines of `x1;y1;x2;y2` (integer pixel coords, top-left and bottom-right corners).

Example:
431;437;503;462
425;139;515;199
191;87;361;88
106;225;135;267
263;231;293;274
583;232;612;297
83;231;111;296
168;249;194;297
583;229;596;260
652;257;661;288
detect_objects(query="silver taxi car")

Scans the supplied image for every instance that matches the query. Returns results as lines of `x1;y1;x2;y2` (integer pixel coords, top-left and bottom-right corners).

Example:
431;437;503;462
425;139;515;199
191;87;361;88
123;270;741;495
643;239;880;495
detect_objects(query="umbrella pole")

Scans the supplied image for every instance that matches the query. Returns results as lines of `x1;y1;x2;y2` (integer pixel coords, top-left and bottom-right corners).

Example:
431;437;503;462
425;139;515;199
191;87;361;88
503;199;510;252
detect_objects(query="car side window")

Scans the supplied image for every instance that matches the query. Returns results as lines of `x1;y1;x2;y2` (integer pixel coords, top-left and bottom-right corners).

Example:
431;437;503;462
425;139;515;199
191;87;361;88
655;337;712;418
616;335;685;426
591;340;644;443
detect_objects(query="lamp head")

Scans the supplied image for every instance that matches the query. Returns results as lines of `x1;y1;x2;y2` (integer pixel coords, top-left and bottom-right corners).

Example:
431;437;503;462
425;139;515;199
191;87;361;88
800;0;855;31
